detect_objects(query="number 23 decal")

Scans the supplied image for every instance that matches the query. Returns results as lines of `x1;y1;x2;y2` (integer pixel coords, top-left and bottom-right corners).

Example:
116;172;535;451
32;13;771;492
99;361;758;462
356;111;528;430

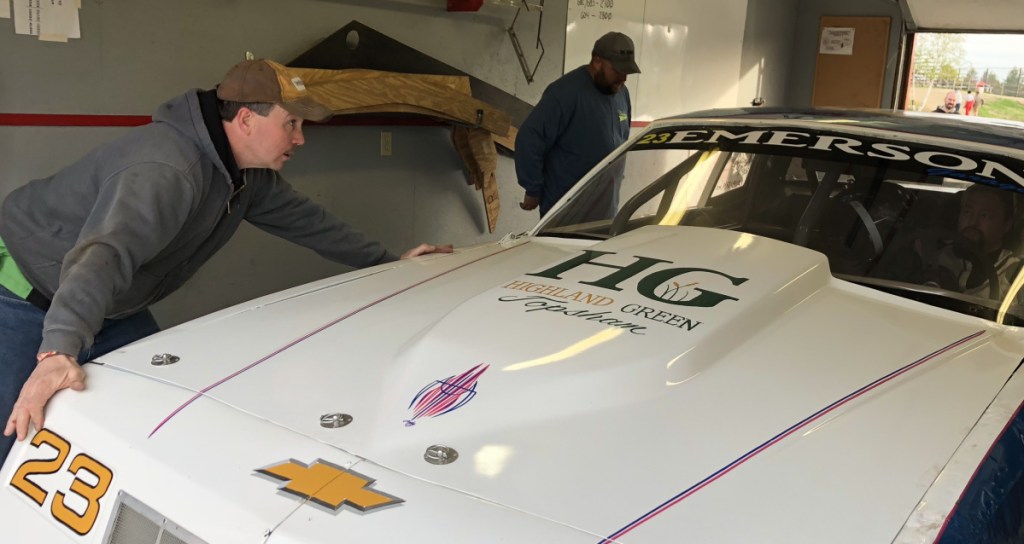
9;428;113;535
637;132;671;145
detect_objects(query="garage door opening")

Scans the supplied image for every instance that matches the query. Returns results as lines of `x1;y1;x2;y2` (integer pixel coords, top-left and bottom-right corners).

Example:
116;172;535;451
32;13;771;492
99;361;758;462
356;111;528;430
903;32;1024;121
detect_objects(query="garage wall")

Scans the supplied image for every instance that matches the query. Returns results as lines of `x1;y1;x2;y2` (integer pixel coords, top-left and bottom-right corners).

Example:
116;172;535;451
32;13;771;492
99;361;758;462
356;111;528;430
0;0;564;327
0;0;799;329
786;0;904;107
741;0;800;108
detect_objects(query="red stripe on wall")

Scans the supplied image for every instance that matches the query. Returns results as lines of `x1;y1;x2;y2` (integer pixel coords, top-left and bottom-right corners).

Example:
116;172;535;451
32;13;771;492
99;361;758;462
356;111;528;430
0;114;153;127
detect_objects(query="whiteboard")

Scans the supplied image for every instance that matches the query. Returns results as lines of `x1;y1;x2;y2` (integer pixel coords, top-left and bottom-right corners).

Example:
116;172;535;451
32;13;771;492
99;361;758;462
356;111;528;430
565;1;646;72
565;0;748;122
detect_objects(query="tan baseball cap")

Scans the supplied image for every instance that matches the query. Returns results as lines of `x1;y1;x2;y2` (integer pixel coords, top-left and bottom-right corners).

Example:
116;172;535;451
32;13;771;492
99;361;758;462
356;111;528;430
216;59;333;122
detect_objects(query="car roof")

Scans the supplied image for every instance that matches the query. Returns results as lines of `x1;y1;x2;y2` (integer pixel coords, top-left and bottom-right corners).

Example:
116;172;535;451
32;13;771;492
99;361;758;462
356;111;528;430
657;107;1024;150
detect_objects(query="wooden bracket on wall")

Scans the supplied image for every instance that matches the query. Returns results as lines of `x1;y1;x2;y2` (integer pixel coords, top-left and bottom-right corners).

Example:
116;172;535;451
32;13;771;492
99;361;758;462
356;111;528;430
290;20;532;130
289;20;534;233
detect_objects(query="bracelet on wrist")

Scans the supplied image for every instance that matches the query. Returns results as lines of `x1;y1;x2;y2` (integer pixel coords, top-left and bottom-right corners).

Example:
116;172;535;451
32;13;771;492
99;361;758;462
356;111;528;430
36;351;64;363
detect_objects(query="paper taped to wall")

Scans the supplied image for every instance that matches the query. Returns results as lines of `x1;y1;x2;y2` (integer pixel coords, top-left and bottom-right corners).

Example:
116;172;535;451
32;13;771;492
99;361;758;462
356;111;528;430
13;0;39;35
40;0;79;41
820;27;855;55
10;0;79;40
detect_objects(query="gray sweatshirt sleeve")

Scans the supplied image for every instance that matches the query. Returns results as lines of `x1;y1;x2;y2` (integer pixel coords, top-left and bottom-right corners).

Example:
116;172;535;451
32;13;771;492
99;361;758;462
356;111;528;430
243;171;398;268
41;164;195;356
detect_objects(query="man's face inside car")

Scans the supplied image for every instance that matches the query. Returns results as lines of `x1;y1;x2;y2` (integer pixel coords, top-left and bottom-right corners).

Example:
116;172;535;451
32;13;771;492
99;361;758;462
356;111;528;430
958;186;1014;253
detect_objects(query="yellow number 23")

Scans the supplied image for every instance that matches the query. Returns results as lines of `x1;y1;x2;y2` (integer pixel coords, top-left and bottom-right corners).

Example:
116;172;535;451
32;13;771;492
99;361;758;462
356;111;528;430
9;428;114;535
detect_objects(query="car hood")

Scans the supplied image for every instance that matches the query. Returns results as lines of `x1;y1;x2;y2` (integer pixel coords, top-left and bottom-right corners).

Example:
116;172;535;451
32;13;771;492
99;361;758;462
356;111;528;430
102;226;1022;542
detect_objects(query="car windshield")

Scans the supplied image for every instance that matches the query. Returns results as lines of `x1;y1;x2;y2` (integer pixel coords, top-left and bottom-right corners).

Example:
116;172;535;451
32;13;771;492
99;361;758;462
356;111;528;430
536;124;1024;325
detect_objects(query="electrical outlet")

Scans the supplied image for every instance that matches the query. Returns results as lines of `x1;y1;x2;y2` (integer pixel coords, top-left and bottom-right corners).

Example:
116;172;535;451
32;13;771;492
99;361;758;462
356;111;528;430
380;131;392;156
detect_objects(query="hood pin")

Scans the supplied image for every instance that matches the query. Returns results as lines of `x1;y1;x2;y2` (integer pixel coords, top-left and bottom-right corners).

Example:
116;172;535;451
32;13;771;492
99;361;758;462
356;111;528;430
424;445;458;465
150;353;180;366
320;413;353;428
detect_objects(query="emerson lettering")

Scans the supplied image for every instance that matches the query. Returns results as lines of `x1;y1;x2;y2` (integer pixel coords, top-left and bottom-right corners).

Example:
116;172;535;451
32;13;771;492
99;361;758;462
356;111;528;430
653;127;1024;188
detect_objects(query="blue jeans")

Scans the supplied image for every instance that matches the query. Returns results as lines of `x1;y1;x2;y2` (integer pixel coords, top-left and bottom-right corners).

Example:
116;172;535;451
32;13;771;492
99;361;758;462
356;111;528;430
0;284;159;464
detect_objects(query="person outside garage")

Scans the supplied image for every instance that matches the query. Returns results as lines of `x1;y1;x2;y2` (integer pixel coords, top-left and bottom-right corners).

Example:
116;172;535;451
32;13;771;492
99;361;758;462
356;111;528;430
934;90;957;113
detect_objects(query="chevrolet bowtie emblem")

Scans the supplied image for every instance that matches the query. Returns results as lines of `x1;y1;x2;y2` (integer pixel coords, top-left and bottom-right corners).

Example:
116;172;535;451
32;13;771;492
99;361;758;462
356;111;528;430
257;459;404;512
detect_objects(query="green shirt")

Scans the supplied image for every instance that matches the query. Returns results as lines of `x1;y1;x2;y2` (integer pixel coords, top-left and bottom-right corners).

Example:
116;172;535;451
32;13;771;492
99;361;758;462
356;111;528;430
0;236;33;298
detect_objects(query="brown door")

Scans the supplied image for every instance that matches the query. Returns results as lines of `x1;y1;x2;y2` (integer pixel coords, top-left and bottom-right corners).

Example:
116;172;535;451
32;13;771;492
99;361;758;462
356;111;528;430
812;16;892;108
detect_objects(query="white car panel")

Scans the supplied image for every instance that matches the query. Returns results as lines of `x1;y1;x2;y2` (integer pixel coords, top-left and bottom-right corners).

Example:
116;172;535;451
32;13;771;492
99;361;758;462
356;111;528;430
6;110;1024;543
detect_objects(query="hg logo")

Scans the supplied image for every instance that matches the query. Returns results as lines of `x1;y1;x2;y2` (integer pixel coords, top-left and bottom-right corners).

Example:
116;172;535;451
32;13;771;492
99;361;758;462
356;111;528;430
528;250;749;308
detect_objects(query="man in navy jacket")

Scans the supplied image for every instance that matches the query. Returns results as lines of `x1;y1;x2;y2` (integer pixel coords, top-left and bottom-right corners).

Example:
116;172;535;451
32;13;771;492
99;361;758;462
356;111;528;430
515;31;640;217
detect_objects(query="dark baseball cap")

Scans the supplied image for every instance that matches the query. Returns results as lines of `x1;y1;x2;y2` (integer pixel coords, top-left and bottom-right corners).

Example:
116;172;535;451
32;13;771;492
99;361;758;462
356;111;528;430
592;32;641;75
217;59;333;122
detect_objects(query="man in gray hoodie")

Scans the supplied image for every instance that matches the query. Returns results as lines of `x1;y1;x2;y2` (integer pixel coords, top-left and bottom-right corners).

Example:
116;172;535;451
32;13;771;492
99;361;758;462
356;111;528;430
0;59;451;462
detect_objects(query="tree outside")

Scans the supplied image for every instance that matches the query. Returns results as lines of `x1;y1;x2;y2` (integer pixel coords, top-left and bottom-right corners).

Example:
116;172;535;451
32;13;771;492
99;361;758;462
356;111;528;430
905;32;1024;121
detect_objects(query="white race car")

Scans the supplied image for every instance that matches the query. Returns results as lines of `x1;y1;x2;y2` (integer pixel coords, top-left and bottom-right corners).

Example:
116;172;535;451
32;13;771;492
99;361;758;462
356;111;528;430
4;109;1024;543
